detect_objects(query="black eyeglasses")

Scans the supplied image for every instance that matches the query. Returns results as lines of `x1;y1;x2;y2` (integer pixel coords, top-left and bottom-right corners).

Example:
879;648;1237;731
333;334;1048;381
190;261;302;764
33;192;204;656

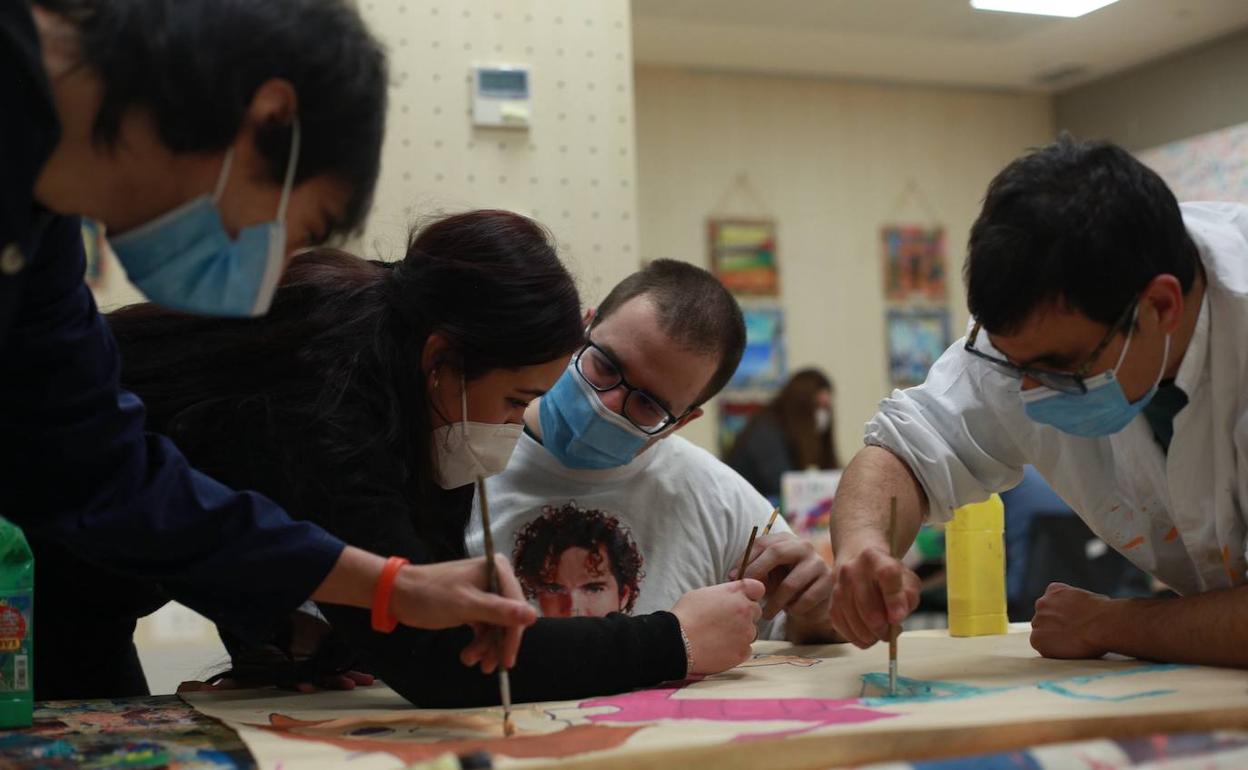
574;341;686;435
963;300;1138;395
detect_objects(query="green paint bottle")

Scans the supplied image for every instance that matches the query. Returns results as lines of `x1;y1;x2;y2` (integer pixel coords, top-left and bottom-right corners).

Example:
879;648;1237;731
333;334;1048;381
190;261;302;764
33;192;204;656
0;518;33;728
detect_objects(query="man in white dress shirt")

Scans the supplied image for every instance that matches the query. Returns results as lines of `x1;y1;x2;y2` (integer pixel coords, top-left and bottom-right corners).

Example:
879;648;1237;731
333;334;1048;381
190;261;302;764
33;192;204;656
829;135;1248;667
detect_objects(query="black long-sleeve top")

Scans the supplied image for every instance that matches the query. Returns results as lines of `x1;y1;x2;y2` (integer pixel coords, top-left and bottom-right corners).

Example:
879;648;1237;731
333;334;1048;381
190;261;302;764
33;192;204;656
127;366;687;707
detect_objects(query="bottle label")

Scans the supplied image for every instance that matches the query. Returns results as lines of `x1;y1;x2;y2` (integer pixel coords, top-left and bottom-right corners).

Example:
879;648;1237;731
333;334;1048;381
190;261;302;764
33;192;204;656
0;592;32;693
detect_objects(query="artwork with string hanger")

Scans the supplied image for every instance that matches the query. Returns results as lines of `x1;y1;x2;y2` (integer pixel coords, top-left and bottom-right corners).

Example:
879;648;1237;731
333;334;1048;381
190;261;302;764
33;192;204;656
881;178;947;304
707;173;779;296
882;177;950;387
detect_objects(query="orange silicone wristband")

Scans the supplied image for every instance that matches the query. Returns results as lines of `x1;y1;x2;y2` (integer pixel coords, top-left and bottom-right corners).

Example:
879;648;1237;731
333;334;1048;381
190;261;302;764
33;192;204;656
371;556;410;633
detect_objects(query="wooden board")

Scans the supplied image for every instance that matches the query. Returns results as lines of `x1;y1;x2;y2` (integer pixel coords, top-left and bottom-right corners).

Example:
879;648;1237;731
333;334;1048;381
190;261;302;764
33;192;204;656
185;629;1248;769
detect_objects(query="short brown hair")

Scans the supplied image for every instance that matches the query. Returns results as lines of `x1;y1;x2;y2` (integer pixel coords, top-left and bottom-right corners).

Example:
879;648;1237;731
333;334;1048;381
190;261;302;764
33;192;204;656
592;259;745;406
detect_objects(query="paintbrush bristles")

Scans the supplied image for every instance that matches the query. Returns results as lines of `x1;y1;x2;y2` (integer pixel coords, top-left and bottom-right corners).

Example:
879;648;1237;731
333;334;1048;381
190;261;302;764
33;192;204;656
762;507;781;536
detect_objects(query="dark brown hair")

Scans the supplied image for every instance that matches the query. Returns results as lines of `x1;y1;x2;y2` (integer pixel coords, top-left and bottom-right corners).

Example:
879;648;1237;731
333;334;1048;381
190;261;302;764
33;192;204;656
110;210;583;556
591;259;745;406
742;368;839;471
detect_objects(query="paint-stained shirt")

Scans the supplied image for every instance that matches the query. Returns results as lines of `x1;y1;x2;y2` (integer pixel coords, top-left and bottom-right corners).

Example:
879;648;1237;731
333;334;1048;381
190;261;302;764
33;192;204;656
865;202;1248;597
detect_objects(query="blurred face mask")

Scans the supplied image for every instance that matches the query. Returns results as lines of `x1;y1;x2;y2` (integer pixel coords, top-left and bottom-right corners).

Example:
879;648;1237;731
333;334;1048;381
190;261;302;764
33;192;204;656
432;374;524;489
109;119;301;317
814;407;831;433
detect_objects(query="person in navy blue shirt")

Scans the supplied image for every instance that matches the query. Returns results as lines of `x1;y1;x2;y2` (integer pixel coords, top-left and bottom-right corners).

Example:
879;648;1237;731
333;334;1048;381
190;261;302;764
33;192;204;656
0;0;535;694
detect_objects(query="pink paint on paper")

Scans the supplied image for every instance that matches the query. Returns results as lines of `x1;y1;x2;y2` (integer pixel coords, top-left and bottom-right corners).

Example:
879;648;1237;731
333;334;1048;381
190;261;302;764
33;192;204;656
581;683;895;742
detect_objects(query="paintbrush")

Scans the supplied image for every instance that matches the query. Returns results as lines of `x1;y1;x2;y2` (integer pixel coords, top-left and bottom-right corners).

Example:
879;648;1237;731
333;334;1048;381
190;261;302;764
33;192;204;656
476;476;514;738
887;496;900;697
761;507;781;536
737;509;779;578
738;525;759;581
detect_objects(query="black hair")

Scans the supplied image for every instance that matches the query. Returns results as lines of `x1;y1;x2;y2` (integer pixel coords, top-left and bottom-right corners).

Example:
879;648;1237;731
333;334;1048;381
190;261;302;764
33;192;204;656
592;259;746;406
512;503;644;614
34;0;387;236
109;210;583;557
965;133;1198;335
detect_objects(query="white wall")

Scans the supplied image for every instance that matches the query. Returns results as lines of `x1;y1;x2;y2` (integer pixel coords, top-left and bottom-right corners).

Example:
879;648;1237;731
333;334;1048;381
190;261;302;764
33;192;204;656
634;67;1054;457
93;0;640;310
356;0;639;302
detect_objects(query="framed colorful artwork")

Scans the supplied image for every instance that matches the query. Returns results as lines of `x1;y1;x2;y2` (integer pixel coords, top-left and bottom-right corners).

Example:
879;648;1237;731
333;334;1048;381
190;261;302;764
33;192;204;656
881;225;945;304
709;219;779;296
717;397;768;459
886;308;950;388
729;306;786;390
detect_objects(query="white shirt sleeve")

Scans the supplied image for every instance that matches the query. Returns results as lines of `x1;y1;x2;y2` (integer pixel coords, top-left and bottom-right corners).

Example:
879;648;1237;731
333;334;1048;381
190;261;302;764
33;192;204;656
864;340;1033;522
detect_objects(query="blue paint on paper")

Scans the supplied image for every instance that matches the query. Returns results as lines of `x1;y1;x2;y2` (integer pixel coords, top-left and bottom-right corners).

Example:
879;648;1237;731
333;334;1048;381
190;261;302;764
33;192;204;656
860;663;1187;707
859;674;1011;706
1035;663;1184;701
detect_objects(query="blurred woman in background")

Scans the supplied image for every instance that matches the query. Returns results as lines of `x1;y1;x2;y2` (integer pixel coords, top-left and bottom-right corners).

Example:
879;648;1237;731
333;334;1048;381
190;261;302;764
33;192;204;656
726;368;839;501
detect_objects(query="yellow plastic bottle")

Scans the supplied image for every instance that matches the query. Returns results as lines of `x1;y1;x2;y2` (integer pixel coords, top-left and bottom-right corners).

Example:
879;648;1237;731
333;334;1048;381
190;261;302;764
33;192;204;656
945;495;1008;637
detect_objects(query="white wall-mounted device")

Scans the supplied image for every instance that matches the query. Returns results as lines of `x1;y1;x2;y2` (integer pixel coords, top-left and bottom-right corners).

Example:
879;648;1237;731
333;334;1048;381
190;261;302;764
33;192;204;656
472;64;531;129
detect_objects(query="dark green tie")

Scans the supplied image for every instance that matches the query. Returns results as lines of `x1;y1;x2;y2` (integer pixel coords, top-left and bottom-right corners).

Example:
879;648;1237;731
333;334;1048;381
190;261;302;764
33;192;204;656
1142;380;1189;454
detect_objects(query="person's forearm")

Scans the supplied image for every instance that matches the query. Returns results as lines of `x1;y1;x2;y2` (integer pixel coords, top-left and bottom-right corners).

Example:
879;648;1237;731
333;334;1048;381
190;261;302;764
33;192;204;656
1093;587;1248;667
310;546;385;609
321;605;685;707
830;446;927;557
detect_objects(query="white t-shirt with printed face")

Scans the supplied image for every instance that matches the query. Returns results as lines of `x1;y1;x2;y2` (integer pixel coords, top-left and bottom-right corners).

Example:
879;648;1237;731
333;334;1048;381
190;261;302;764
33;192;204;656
465;431;791;638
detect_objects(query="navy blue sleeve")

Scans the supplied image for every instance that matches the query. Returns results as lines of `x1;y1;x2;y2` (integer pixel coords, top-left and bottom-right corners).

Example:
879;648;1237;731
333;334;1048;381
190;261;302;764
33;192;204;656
0;215;346;640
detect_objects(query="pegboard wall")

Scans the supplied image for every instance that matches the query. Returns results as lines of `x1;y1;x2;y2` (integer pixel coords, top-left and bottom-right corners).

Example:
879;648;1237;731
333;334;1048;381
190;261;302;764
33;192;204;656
356;0;641;302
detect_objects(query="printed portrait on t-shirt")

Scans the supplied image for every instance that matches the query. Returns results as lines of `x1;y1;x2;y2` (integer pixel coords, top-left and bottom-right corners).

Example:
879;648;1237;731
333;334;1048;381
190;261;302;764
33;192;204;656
512;503;645;618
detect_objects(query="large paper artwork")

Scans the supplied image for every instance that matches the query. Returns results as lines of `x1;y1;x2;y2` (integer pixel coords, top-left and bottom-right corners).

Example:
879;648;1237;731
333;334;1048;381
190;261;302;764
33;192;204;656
186;631;1248;770
3;695;252;769
1137;121;1248;203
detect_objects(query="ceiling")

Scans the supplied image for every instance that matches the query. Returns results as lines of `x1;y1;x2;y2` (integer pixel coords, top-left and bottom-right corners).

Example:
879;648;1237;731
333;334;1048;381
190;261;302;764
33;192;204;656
631;0;1248;92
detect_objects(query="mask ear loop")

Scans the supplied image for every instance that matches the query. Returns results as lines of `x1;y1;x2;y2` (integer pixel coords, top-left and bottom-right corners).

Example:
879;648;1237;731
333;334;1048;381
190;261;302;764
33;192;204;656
212;119;301;218
275;117;301;222
460;373;470;439
211;148;234;205
1150;334;1172;392
1110;304;1142;375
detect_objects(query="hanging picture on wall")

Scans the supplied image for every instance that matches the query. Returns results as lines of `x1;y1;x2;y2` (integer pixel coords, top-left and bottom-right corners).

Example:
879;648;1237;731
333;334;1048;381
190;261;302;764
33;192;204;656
729;306;786;389
881;225;946;304
709;218;779;296
717;397;768;458
887;308;950;388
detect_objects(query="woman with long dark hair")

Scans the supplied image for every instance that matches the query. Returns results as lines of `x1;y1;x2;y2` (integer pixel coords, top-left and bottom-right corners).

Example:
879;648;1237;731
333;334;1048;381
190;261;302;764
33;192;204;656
726;368;840;501
54;209;758;707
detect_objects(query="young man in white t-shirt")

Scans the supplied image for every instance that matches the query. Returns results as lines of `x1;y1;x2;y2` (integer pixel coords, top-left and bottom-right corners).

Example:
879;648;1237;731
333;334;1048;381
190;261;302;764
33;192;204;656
468;260;840;643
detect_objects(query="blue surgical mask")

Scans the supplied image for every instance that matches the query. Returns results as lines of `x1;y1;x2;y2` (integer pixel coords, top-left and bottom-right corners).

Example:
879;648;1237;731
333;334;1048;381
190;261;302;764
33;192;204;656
1022;316;1171;438
538;364;650;470
109;119;301;317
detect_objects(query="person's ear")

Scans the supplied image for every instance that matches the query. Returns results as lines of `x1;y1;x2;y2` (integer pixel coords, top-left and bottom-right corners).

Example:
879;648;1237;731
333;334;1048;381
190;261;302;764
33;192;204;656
673;407;704;431
582;307;596;330
1143;274;1185;335
245;78;298;132
421;332;451;378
